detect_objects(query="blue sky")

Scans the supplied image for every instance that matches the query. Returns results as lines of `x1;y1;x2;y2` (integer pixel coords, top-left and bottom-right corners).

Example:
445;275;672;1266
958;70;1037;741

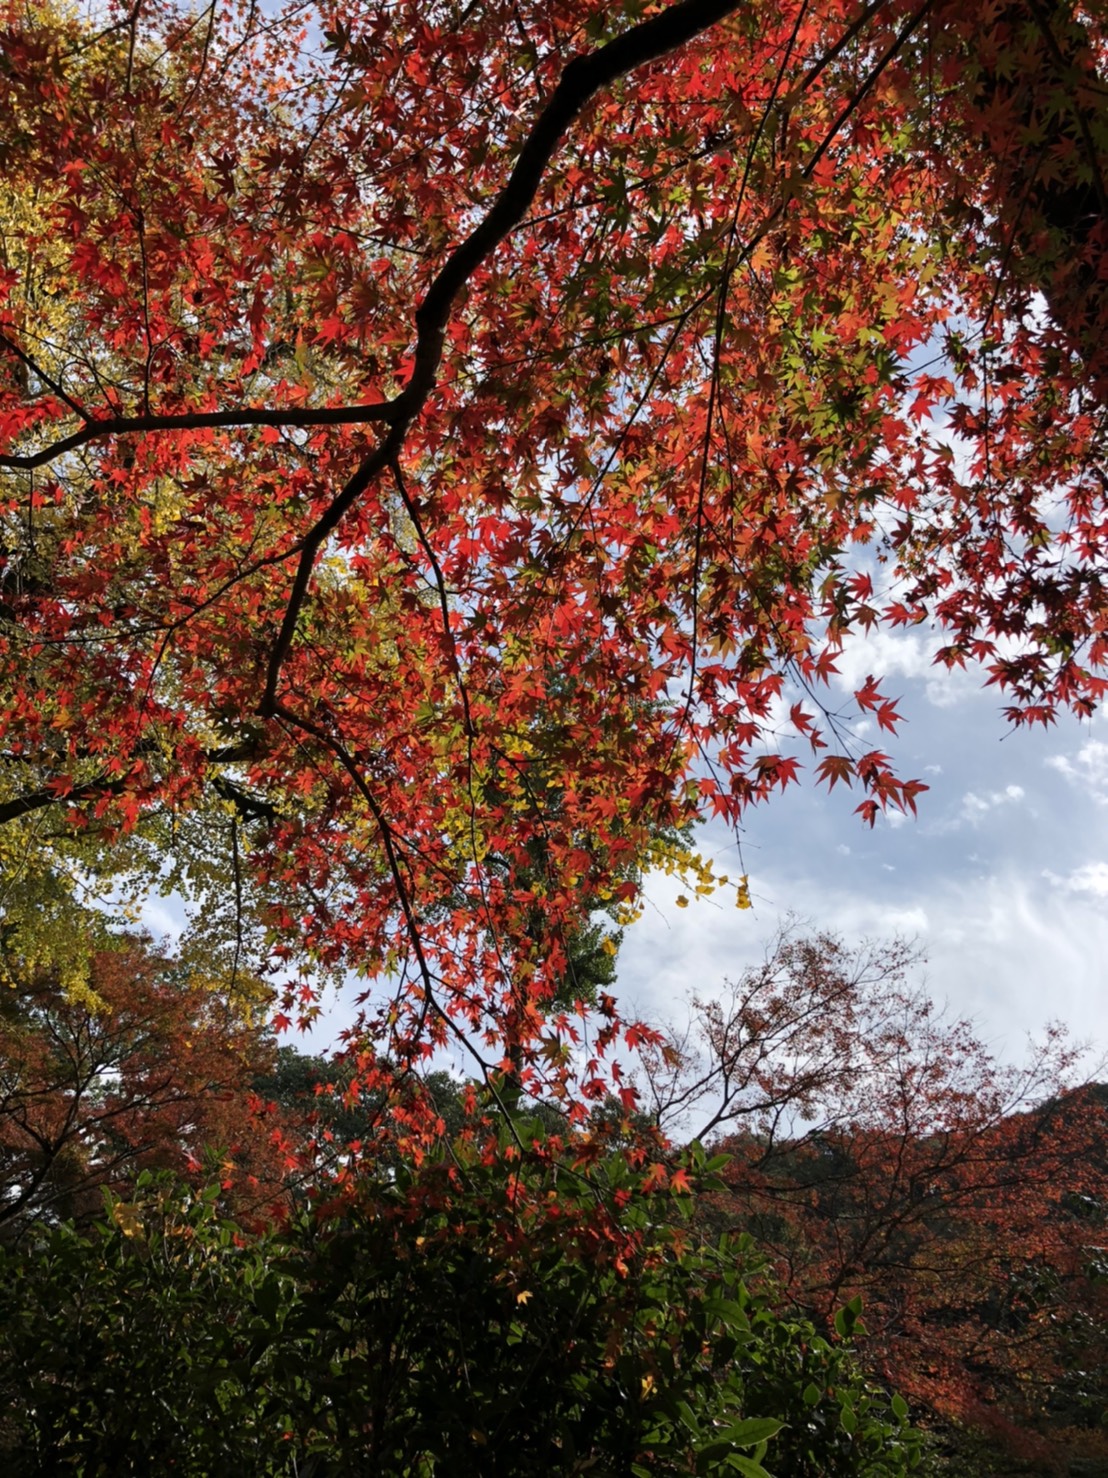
618;621;1108;1068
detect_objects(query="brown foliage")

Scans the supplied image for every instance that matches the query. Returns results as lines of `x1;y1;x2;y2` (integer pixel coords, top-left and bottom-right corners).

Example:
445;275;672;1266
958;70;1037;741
0;935;288;1233
639;926;1108;1465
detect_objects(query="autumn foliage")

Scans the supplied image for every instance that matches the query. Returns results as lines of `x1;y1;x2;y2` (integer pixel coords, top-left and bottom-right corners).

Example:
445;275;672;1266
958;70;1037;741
1;2;1107;1469
0;934;287;1232
648;929;1108;1469
0;0;1103;1119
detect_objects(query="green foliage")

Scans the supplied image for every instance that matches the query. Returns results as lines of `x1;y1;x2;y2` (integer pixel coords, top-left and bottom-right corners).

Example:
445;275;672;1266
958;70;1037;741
0;1177;301;1473
0;1139;920;1477
253;1046;472;1146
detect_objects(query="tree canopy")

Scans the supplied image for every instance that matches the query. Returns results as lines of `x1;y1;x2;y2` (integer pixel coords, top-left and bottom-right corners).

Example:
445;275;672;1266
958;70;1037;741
0;0;1105;1111
4;6;1108;1470
0;929;291;1236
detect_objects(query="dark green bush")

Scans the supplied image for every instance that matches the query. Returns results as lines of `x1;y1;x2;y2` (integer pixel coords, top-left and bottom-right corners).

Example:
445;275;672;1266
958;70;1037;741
0;1140;919;1476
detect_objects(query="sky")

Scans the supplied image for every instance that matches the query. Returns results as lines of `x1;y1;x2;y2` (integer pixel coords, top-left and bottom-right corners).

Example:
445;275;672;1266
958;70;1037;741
617;620;1108;1074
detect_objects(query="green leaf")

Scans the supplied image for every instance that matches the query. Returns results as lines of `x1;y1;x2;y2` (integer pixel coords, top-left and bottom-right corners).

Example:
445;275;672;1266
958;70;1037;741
253;1275;282;1324
724;1457;773;1477
833;1295;864;1338
719;1417;783;1447
676;1398;702;1435
702;1297;749;1325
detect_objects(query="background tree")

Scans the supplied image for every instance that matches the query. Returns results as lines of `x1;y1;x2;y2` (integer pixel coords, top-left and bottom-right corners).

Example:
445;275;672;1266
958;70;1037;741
644;927;1108;1471
0;929;287;1235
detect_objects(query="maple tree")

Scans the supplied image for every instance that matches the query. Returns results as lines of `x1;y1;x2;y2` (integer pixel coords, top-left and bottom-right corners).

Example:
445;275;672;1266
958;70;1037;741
656;928;1108;1470
0;0;1105;1117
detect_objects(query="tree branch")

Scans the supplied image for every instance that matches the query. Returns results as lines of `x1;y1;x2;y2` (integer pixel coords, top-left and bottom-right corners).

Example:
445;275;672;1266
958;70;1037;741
0;400;399;472
0;776;126;826
259;0;747;714
0;740;265;827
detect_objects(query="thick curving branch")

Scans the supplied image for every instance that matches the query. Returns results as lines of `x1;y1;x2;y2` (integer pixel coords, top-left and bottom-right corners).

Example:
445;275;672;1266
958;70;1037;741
0;776;126;826
402;0;749;416
258;0;748;714
0;739;264;828
0;0;746;486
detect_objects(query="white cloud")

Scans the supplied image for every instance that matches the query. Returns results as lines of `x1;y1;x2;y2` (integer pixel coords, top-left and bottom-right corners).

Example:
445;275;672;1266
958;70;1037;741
1045;861;1108;899
831;626;979;709
139;896;184;942
622;667;1107;1085
620;857;1105;1075
965;782;1024;813
933;783;1026;832
1046;739;1108;805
